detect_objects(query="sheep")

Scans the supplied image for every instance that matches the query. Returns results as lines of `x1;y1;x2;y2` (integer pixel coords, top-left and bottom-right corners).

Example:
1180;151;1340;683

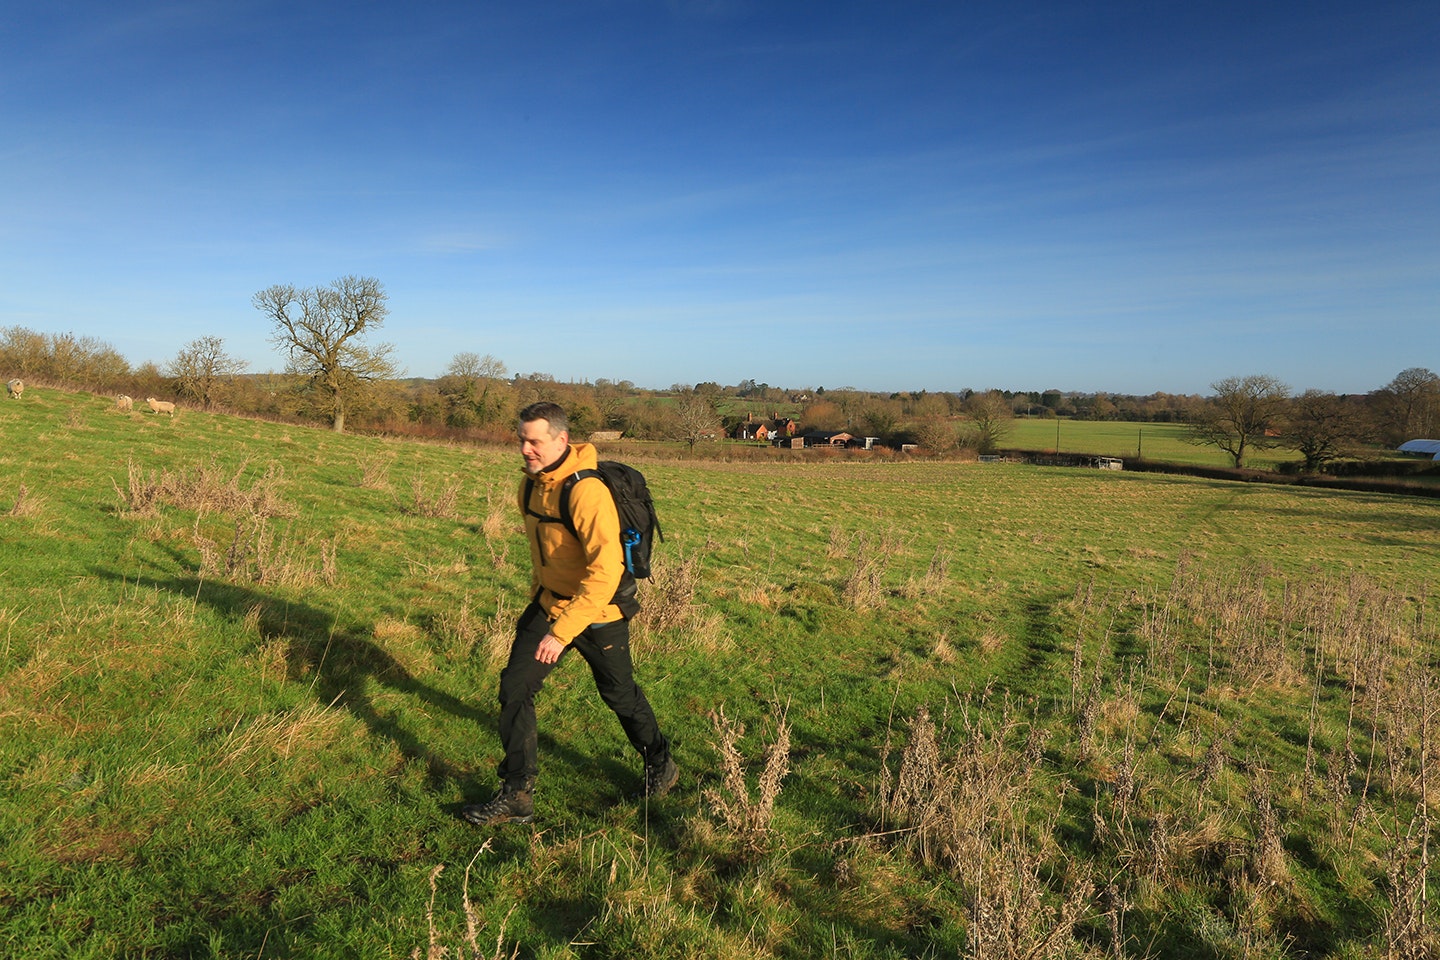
146;397;176;416
6;379;22;399
116;395;134;412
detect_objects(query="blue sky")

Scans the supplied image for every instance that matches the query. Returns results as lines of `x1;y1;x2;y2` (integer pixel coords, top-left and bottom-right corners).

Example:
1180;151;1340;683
3;1;1436;395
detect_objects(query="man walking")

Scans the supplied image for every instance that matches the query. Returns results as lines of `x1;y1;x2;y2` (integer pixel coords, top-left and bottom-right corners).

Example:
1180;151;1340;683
462;401;677;826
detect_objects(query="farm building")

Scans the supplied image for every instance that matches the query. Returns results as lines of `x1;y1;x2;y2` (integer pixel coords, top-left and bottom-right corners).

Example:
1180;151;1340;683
733;416;797;442
1398;439;1440;459
791;431;854;448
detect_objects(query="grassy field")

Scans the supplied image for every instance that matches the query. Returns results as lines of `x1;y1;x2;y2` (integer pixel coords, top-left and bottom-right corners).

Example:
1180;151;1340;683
2;388;1437;959
1005;417;1294;469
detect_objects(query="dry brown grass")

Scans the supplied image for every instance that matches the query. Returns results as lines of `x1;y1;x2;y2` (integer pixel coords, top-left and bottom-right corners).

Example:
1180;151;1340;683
356;451;394;490
480;483;513;539
974;628;1007;656
839;530;896;610
115;456;290;519
373;617;435;676
703;703;792;854
874;695;1111;958
634;551;730;656
900;547;951;600
197;517;338;588
7;482;42;517
482;593;515;666
416;843;519;960
213;702;346;775
408;472;462;519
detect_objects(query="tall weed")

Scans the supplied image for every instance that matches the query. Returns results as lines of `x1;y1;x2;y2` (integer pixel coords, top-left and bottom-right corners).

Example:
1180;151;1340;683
704;703;792;856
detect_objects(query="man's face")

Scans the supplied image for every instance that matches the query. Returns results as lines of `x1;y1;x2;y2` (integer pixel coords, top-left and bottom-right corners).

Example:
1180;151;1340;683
519;418;568;475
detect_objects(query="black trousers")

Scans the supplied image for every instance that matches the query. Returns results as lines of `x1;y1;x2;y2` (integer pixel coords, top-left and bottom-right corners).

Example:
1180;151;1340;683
496;601;670;788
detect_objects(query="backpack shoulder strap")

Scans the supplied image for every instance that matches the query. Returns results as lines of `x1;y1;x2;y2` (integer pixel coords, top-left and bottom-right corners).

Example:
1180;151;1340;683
523;476;567;526
556;469;602;539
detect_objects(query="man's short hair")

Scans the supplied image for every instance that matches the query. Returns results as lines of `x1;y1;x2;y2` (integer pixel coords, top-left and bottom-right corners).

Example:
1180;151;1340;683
518;401;569;437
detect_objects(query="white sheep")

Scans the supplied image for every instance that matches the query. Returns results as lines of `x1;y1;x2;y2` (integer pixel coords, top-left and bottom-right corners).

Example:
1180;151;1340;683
116;394;134;412
6;379;22;399
146;397;176;416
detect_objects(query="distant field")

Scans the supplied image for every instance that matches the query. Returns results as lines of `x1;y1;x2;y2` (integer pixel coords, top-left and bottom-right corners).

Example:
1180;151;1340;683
2;387;1437;959
1005;416;1296;468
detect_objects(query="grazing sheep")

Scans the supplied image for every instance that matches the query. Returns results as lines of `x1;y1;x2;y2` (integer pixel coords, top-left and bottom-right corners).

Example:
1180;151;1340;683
116;394;134;412
146;397;176;416
6;379;22;399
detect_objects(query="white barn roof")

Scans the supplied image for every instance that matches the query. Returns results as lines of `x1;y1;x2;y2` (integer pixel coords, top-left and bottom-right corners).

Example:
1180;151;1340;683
1398;439;1440;458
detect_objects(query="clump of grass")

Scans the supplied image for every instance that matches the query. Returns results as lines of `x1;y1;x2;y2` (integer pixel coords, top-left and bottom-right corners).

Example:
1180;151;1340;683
964;836;1095;960
899;547;952;600
434;592;480;660
8;482;40;517
114;457;290;519
112;456;337;586
703;703;792;855
840;532;889;609
635;550;727;654
482;593;514;665
408;472;462;519
213;702;346;775
480;483;513;540
198;516;338;587
416;844;518;960
879;694;1051;875
974;628;1007;656
356;451;393;490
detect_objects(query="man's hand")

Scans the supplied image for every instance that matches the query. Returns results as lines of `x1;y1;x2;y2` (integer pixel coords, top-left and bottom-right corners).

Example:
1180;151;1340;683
536;634;566;664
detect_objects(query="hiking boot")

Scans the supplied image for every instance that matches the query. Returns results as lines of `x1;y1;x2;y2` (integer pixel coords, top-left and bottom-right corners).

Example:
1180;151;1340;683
461;785;534;826
642;756;679;799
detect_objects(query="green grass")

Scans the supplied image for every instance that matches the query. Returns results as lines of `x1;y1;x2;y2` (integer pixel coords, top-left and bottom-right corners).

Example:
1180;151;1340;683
1003;417;1301;468
2;387;1438;959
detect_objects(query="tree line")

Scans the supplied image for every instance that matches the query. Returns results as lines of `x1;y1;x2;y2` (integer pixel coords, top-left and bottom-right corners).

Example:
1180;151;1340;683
1;276;1434;470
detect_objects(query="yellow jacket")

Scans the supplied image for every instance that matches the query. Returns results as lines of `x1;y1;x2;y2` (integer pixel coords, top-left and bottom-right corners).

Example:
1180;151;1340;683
518;442;626;643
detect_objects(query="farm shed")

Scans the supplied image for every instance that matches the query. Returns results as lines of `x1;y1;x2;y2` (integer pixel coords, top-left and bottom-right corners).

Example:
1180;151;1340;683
793;431;854;448
1398;439;1440;459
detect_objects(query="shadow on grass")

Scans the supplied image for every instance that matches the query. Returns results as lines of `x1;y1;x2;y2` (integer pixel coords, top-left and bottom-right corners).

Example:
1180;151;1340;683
94;566;491;791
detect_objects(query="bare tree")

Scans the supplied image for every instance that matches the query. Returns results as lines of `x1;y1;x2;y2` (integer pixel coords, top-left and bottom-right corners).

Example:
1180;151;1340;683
447;351;508;381
1189;374;1290;468
965;390;1013;455
253;276;401;433
442;352;511;428
673;391;721;451
0;327;130;388
591;378;630;431
801;399;847;432
1287;389;1365;472
167;335;247;409
859;398;903;438
1373;367;1440;444
915;418;959;454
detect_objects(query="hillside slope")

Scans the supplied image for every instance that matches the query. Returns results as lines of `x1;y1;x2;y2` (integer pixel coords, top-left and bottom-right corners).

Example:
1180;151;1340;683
1;388;1437;959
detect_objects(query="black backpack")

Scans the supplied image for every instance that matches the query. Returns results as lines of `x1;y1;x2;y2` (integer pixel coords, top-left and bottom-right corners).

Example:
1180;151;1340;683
561;462;664;579
524;461;664;616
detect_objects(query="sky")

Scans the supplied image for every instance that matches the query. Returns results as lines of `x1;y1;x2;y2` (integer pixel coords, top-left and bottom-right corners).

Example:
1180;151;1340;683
2;1;1436;396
